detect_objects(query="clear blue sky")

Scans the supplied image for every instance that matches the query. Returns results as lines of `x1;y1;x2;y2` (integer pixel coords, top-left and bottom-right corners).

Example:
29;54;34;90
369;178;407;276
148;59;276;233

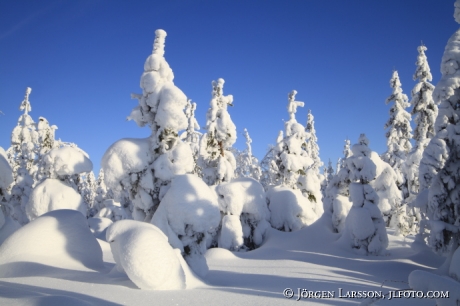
0;0;458;174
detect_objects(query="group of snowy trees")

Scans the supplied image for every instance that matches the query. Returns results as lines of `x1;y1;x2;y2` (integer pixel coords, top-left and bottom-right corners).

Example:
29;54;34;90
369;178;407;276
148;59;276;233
2;3;460;289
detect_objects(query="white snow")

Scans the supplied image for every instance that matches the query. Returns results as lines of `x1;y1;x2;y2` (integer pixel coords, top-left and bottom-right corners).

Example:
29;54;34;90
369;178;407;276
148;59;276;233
25;179;87;221
101;137;152;193
106;220;186;290
151;174;221;277
43;146;93;177
0;147;13;191
0;210;104;274
266;186;317;231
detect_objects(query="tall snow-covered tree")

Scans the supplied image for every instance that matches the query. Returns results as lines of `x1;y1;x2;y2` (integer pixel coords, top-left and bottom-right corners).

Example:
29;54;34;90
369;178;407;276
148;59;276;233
125;29;193;221
198;78;236;185
234;128;261;181
7;88;38;224
341;139;352;169
420;9;460;257
381;71;413;199
404;45;438;202
181;99;202;176
305;109;323;173
262;90;322;216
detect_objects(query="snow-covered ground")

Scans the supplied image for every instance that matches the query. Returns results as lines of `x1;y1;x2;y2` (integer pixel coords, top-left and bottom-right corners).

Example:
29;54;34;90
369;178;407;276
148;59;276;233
0;212;445;306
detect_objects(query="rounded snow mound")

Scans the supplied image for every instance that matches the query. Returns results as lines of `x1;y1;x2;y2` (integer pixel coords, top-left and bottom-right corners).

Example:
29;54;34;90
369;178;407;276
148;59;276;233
0;210;104;277
205;247;237;260
44;146;93;177
106;220;186;290
26;179;87;221
101;138;152;193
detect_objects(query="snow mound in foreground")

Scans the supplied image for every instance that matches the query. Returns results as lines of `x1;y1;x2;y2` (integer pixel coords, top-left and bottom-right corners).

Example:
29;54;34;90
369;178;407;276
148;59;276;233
25;179;87;221
0;210;103;276
0;216;21;246
106;220;186;290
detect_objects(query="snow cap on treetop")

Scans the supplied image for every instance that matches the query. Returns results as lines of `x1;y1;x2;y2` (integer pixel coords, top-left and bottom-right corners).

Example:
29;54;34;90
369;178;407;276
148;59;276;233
287;90;304;120
455;0;460;24
358;133;369;146
153;29;167;56
19;87;32;114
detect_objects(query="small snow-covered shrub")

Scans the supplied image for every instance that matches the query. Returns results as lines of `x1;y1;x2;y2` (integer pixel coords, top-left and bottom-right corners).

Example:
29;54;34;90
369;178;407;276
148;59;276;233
266;186;317;232
151;174;220;277
215;177;270;251
26;179;87;221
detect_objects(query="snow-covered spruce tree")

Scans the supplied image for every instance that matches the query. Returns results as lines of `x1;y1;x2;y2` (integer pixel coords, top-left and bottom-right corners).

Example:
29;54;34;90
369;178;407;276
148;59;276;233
324;138;356;233
381;71;413;200
234;128;261;181
264;90;322;230
93;168;108;214
6;88;39;225
180;99;202;176
80;171;97;217
404;45;437;203
34;117;59;183
123;29;193;221
305;109;323;173
421;10;460;259
260;131;284;189
338;134;388;255
320;159;334;201
198;78;236;186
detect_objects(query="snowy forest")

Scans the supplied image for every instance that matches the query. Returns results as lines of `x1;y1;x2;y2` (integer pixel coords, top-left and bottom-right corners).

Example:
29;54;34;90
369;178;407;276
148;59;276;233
1;1;460;306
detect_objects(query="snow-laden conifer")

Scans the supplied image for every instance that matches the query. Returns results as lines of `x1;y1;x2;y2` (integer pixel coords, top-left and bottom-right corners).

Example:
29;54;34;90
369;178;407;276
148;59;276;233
403;45;437;204
338;134;388;255
181;99;202;176
120;29;193;221
305;109;323;173
262;91;322;226
6;88;38;225
198;78;236;185
419;12;460;257
381;71;413;199
234;128;261;181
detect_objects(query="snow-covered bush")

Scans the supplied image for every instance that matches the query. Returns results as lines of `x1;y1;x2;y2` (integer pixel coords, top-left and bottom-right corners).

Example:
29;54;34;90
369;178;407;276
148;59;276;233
26;179;87;221
338;135;388;255
198;78;237;185
94;199;129;222
266;186;317;232
234;129;262;181
151;174;220;277
215;177;270;251
106;220;186;290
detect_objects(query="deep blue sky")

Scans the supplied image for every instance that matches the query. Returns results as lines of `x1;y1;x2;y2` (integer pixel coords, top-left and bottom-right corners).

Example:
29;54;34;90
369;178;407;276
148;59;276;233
0;0;458;174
